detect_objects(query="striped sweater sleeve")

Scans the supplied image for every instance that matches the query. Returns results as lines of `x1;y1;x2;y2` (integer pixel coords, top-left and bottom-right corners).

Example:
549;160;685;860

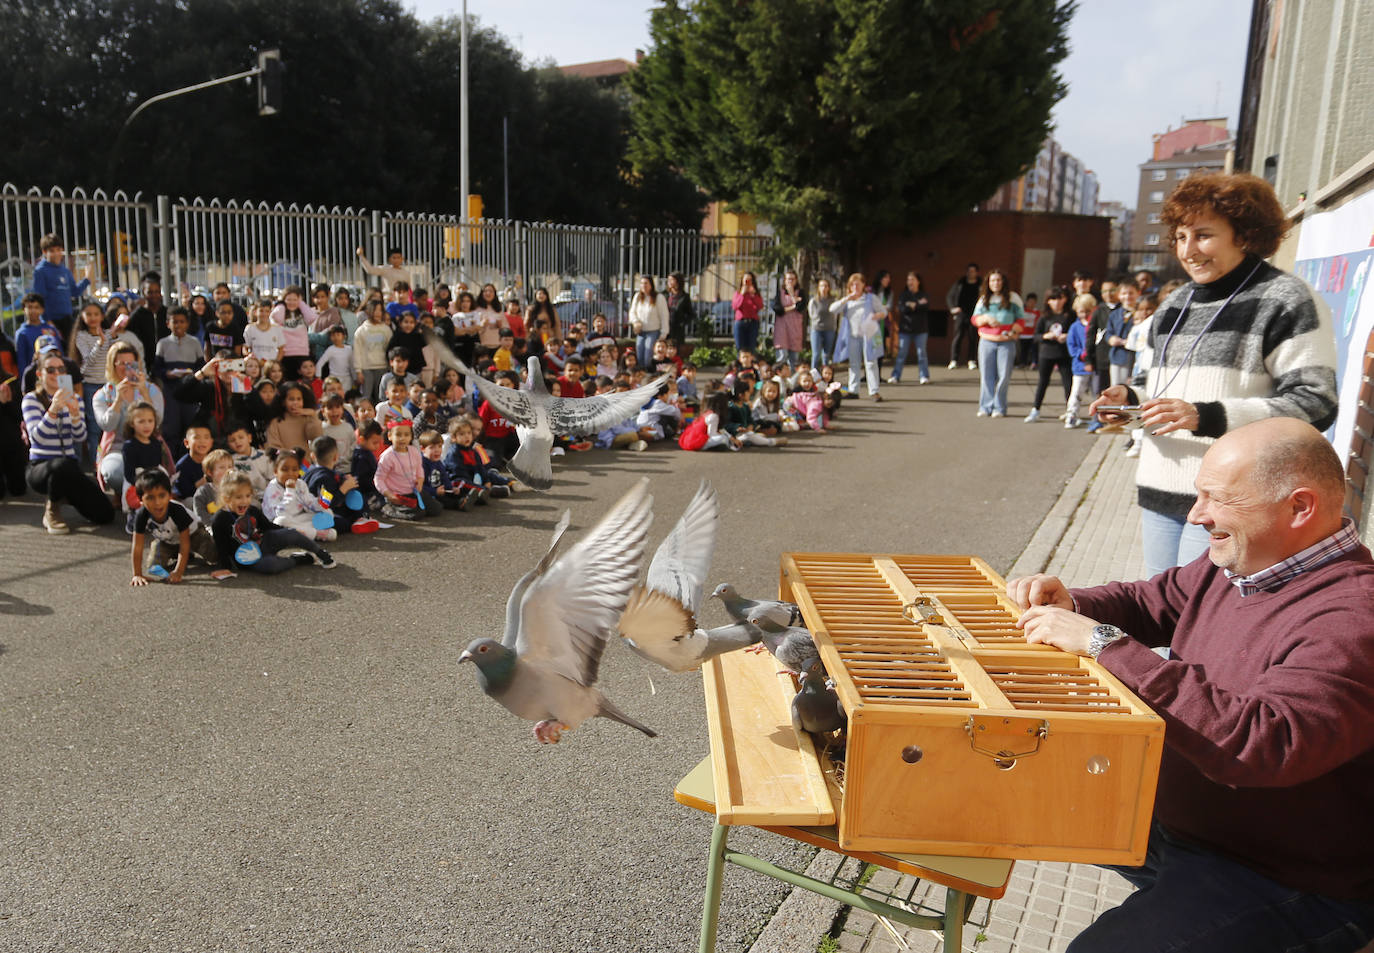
22;393;85;457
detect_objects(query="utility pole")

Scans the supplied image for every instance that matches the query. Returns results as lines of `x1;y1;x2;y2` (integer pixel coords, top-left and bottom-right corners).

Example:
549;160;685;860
460;0;470;278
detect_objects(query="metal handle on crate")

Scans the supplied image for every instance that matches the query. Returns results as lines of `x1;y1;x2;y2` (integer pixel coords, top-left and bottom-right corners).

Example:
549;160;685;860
965;715;1049;770
901;596;945;626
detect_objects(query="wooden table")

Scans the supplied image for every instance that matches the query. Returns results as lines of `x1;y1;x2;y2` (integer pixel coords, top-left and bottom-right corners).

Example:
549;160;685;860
676;648;1015;952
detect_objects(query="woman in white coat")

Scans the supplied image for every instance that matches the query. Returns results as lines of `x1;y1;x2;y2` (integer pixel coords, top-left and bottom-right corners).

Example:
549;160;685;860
628;275;669;371
829;272;885;401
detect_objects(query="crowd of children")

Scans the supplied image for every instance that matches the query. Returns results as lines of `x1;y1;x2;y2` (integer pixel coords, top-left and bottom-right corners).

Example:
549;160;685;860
2;247;852;587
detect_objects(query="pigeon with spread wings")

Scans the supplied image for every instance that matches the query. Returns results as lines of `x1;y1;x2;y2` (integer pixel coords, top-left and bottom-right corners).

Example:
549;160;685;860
422;327;667;490
619;481;763;672
459;479;658;744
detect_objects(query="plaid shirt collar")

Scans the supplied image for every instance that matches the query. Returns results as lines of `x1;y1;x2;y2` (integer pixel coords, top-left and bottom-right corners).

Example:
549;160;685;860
1225;518;1362;596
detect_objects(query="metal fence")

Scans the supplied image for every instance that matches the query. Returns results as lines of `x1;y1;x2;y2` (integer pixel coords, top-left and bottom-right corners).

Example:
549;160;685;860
2;182;780;340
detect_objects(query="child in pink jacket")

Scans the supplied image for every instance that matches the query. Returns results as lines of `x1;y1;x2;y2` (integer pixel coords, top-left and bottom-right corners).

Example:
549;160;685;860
375;419;439;520
783;389;838;433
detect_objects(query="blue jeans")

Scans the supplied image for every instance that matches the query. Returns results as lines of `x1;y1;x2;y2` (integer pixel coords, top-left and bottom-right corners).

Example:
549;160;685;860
244;527;328;574
82;391;101;462
810;328;836;368
846;334;881;396
635;329;660;371
733;319;759;355
977;339;1015;414
892;332;928;381
1140;508;1212;578
1068;822;1374;953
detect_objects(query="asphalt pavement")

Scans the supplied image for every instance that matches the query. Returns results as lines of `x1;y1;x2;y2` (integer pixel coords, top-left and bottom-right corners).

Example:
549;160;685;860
0;367;1093;953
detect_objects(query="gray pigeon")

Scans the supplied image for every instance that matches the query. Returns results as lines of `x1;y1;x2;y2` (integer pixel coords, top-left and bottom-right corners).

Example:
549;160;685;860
424;327;667;490
458;479;658;744
746;608;819;675
712;583;803;628
619;482;763;672
791;657;845;735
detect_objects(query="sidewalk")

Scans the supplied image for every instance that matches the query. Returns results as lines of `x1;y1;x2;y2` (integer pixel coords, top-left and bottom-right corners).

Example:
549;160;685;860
751;431;1146;953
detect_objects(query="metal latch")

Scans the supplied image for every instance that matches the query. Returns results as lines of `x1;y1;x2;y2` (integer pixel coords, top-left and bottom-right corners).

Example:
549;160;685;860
901;596;945;626
965;715;1049;770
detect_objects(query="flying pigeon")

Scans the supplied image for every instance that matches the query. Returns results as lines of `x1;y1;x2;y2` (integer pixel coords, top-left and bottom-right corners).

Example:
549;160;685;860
746;609;819;675
791;657;845;736
458;478;658;744
423;327;667;490
618;482;764;671
711;583;804;628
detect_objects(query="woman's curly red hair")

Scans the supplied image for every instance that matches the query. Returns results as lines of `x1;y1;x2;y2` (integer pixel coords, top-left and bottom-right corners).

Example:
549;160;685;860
1161;172;1289;259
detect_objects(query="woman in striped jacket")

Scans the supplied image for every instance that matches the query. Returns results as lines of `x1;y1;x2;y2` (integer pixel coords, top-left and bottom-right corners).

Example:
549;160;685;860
22;348;115;534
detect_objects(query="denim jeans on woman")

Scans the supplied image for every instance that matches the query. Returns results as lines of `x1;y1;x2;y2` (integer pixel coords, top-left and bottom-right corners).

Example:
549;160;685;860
846;334;881;396
1140;508;1211;578
977;339;1016;414
635;329;660;371
810;328;835;368
1066;822;1374;953
733;319;759;355
892;332;928;382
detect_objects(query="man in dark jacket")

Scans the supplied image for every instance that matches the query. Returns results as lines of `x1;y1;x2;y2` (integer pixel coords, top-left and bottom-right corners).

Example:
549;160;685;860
944;263;981;370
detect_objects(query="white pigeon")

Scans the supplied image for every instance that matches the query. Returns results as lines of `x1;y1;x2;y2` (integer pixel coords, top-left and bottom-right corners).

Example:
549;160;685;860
619;481;763;672
423;327;667;490
459;478;658;744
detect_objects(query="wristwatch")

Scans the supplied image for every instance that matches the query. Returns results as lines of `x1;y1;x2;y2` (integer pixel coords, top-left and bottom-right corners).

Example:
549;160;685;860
1088;624;1127;659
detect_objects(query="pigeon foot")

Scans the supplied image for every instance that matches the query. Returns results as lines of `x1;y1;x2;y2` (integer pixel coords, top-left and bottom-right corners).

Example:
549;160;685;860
533;720;569;744
745;644;768;655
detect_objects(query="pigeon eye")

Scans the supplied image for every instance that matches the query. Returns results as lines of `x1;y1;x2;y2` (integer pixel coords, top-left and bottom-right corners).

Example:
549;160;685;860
478;645;488;653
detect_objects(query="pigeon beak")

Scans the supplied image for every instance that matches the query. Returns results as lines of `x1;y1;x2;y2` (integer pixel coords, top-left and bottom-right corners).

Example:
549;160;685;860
458;650;474;664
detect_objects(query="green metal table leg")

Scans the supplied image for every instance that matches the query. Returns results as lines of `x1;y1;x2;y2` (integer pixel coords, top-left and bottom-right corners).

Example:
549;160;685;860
698;822;730;953
942;886;967;952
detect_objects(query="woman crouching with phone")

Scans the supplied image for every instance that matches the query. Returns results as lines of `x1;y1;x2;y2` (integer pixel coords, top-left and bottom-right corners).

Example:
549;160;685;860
23;349;114;534
92;342;165;500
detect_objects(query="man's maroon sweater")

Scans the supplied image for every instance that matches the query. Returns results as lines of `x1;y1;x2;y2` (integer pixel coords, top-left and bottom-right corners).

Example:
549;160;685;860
1073;548;1374;900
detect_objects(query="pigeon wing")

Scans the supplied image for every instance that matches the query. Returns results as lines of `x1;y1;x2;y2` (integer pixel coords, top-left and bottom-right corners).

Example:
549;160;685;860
618;585;698;672
516;478;654;686
422;326;539;427
545;374;670;437
502;510;572;648
645;480;718;615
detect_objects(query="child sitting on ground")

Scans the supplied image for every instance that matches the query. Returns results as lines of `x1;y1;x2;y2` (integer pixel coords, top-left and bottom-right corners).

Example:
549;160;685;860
375;419;438;520
750;378;786;436
225;420;274;504
377;378;413;429
441;417;512;503
782;387;838;434
263;449;337;542
727;380;786;447
212;471;335;574
378;347;419;402
680;391;738;451
410;388;449;440
676;362;699;408
120;401;174;530
192;449;233;527
635;379;682;443
319;393;357;471
350;420;386;511
130;468;228;585
304;435;378;534
173;423;215;500
417;429;466;510
476;372;521;466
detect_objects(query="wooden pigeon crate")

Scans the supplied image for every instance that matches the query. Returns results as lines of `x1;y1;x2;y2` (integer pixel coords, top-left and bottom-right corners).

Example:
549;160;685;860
777;552;1164;865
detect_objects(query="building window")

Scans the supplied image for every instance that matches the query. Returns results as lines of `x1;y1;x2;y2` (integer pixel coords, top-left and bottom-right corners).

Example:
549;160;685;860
1149;191;1164;203
1145;233;1160;246
1147;212;1161;224
1176;169;1189;179
1152;170;1167;181
1142;254;1159;267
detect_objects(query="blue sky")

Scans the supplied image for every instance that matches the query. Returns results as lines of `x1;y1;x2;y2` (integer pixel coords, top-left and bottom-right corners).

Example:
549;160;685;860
407;0;1253;208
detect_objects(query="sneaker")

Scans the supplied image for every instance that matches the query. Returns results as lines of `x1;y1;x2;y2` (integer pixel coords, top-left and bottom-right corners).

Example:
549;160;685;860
1023;408;1041;423
315;549;337;569
990;410;1004;418
1125;443;1141;457
1086;421;1103;434
291;552;315;566
872;393;883;403
550;447;566;457
976;409;989;418
475;488;491;506
967;360;978;370
947;361;957;370
569;440;593;452
885;376;900;384
774;436;789;447
44;503;70;536
1065;417;1081;429
508;480;530;493
627;440;648;452
918;377;930;385
350;517;380;534
316;528;338;542
489;485;511;499
456;494;470;512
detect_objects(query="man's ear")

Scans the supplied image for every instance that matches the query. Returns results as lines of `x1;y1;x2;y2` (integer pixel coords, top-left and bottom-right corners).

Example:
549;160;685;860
1288;486;1320;529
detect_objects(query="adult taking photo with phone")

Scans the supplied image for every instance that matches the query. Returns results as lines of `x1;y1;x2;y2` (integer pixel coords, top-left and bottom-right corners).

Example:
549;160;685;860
22;349;114;534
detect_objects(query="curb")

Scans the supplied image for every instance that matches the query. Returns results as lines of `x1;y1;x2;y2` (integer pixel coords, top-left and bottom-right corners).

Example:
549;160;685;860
747;853;865;953
1006;437;1114;581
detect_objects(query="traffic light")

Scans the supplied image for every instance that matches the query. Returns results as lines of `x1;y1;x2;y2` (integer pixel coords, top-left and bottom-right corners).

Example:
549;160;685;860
257;50;283;116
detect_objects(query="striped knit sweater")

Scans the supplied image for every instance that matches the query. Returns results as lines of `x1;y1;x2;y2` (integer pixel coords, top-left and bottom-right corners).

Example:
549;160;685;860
1132;255;1337;518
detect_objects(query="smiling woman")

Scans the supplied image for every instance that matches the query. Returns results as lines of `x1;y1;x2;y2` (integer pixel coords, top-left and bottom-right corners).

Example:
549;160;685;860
1088;172;1339;576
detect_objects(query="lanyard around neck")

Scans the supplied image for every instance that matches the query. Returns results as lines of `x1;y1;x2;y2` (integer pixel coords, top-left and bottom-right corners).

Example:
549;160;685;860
1152;259;1263;399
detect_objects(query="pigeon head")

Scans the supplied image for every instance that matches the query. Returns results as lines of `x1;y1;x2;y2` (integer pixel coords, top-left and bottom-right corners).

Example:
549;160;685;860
710;584;736;602
745;607;784;632
459;638;516;690
800;657;827;682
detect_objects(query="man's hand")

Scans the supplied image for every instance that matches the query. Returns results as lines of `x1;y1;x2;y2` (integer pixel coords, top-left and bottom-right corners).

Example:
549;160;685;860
131;574;149;587
1005;573;1075;612
1017;605;1099;657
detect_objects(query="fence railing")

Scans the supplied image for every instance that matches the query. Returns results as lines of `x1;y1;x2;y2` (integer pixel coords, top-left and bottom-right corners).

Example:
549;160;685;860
2;183;780;341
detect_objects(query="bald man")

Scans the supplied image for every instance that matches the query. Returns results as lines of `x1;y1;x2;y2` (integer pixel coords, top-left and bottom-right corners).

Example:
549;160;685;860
1009;417;1374;953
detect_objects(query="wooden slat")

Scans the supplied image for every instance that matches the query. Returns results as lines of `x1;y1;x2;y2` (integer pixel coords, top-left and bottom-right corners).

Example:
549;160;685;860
700;646;835;827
